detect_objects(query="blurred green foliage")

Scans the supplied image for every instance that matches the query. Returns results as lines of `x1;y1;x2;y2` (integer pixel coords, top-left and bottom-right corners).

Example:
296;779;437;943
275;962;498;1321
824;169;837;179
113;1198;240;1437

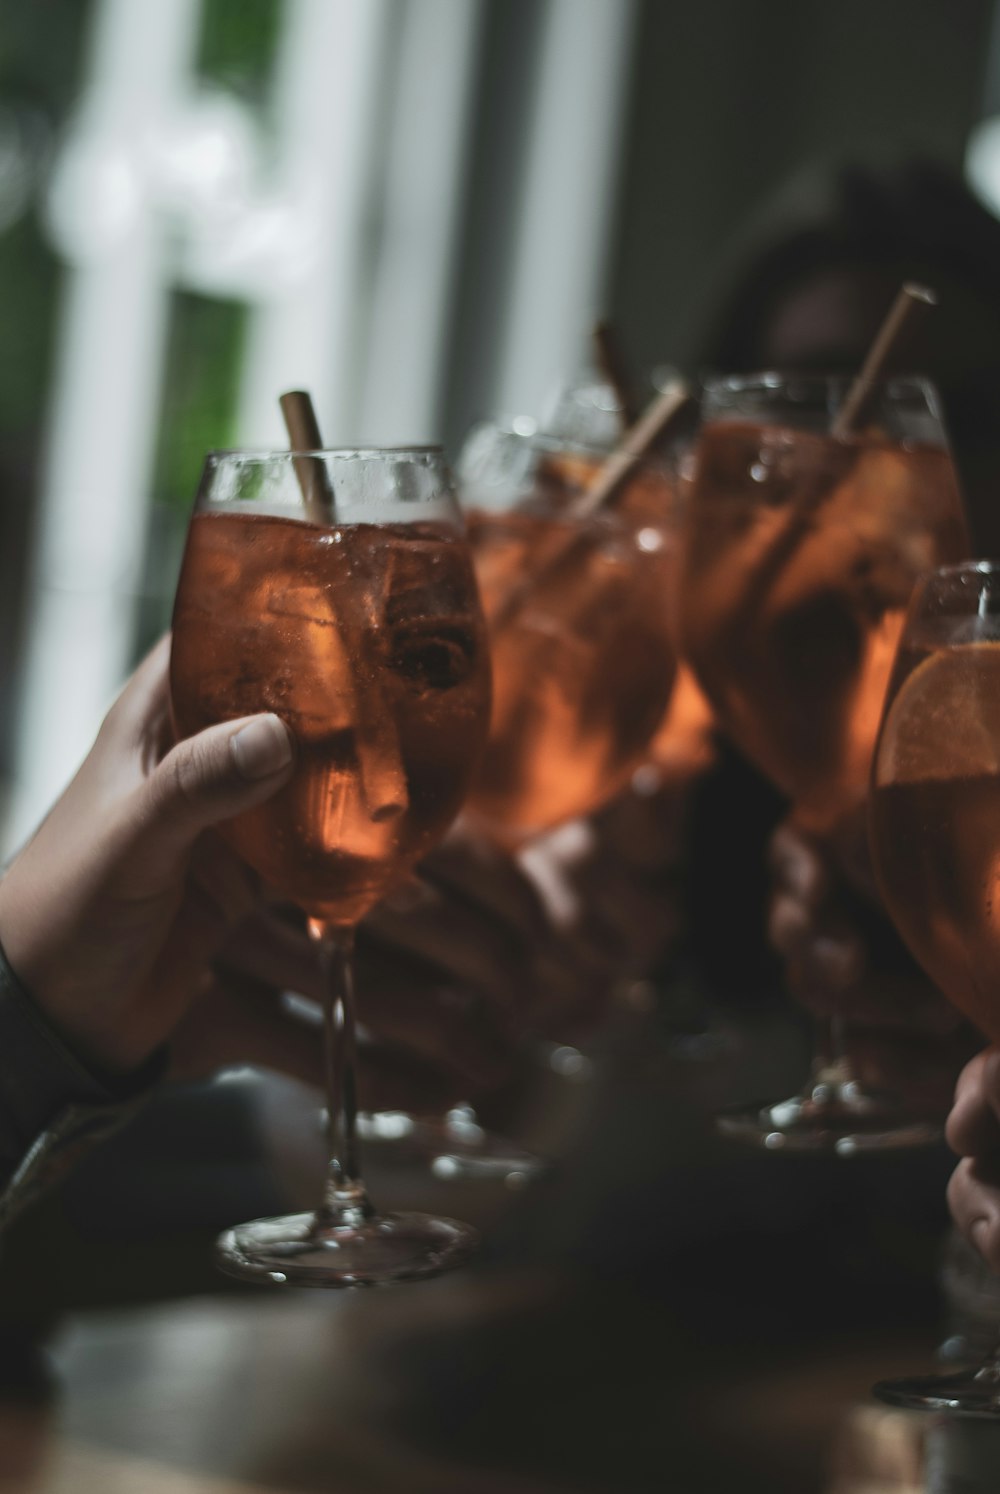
153;292;249;516
152;0;283;511
196;0;282;101
136;288;250;655
0;1;92;111
0;1;93;440
0;220;60;437
136;0;283;655
1;0;289;732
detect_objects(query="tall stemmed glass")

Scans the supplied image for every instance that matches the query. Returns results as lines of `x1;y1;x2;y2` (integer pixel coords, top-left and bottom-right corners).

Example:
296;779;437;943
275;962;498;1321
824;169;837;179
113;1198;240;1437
871;560;1000;1413
677;372;968;1152
447;420;684;1172
170;448;492;1286
361;417;685;1182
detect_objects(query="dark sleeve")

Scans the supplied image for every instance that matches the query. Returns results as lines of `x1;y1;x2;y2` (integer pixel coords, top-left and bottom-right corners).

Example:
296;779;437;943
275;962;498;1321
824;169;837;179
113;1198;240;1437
0;940;166;1228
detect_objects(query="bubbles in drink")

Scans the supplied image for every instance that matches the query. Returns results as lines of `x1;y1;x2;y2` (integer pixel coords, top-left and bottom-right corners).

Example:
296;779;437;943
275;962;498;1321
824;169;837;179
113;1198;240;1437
464;467;678;842
171;510;491;924
679;421;966;829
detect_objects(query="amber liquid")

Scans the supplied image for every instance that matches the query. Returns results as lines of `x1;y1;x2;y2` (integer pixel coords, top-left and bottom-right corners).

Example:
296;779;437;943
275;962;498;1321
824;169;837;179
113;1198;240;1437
646;663;715;781
171;510;491;925
465;492;677;842
871;639;1000;1044
679;420;966;829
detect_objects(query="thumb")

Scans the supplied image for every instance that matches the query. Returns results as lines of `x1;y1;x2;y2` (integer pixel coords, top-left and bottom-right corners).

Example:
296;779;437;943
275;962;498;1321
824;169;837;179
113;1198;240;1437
141;713;294;857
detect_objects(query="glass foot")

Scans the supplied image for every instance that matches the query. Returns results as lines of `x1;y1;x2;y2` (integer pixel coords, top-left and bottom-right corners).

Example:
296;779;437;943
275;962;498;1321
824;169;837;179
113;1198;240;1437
716;1075;942;1155
874;1363;1000;1417
357;1105;547;1188
216;1209;479;1288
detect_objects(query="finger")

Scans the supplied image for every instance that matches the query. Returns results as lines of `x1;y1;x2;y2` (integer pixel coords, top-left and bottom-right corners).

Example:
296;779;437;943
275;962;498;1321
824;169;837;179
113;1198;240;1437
528;948;615;1041
587;779;690;871
171;973;511;1112
845;1026;971;1117
219;907;323;1003
100;635;172;747
947;1049;1000;1157
356;1040;487;1116
236;934;521;1089
132;877;255;1054
138;714;294;873
360;890;531;1015
224;902;538;1048
558;867;681;972
8;638;178;849
355;944;518;1088
169;973;325;1087
84;635;181;791
187;834;262;930
418;830;550;945
768;890;865;981
143;838;262;1034
948;1156;1000;1275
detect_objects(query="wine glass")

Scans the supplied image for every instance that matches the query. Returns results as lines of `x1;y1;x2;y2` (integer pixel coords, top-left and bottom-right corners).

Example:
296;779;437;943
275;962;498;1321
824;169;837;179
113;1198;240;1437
676;373;968;1152
169;448;492;1286
452;424;682;1169
360;422;684;1182
463;422;681;838
870;560;1000;1412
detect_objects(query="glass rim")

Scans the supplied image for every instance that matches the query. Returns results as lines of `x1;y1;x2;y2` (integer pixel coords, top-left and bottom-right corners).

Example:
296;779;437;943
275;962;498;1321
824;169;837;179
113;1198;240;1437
464;420;613;462
700;370;938;396
919;558;1000;582
204;445;445;462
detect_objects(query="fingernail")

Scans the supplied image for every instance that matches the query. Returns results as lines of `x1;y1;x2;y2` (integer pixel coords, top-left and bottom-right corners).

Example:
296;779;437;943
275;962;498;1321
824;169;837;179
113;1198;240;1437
230;715;293;780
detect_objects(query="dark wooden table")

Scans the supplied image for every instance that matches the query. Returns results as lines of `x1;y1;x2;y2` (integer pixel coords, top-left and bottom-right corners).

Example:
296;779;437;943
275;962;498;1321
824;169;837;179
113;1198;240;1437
0;1009;977;1492
0;1274;943;1493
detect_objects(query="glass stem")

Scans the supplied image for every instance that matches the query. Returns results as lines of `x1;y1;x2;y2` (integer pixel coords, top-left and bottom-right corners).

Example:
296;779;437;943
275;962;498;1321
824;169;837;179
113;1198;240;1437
308;920;374;1227
973;1339;1000;1383
812;1013;849;1086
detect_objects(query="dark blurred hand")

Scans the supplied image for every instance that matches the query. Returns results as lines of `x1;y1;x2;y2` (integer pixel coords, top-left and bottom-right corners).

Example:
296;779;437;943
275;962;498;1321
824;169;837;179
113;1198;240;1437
767;817;976;1112
196;727;707;1108
363;819;619;1070
343;774;692;1107
947;1050;1000;1274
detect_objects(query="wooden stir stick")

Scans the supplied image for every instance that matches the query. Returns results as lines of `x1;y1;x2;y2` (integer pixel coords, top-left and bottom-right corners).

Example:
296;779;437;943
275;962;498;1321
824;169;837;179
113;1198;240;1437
719;281;940;645
279;389;335;523
831;283;937;440
490;378;695;636
592;318;640;428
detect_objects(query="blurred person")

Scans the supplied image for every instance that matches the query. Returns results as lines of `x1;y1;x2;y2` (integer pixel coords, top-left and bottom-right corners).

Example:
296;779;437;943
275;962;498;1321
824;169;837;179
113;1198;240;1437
697;156;1000;553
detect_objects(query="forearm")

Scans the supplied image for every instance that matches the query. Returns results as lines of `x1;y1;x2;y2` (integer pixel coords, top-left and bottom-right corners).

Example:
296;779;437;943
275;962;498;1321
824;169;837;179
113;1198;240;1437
0;940;165;1228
